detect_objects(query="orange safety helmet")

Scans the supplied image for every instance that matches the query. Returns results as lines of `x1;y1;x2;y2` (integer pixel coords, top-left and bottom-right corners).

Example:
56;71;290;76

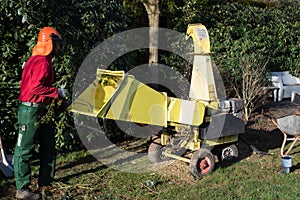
32;27;62;56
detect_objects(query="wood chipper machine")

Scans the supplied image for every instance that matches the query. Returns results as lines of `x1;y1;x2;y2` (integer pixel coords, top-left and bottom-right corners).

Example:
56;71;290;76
69;24;245;178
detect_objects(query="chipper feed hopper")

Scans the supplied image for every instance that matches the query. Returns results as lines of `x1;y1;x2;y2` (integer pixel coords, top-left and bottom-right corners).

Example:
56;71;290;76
69;24;245;178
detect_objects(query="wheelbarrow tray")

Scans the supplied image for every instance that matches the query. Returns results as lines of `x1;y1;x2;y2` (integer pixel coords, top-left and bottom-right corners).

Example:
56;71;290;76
273;114;300;156
277;115;300;136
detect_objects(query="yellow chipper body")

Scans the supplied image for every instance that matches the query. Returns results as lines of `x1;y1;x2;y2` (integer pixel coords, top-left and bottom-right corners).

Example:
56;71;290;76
69;24;245;178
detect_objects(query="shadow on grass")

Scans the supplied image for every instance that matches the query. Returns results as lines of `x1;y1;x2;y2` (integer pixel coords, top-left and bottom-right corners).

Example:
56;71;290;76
54;139;150;183
240;128;283;154
215;127;284;170
56;152;97;171
90;138;149;161
56;164;107;183
290;144;300;156
291;162;300;172
0;174;15;198
55;153;107;183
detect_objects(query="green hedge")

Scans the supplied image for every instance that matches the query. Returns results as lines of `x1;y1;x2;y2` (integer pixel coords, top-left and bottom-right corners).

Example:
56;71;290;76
0;0;129;152
160;0;300;97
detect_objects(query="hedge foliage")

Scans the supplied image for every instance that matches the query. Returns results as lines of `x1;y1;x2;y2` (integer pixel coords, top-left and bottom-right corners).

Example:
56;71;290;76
1;0;299;151
0;0;129;152
160;0;299;99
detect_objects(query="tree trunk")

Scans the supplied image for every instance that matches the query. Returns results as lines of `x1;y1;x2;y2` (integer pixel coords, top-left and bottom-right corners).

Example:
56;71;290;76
142;0;160;64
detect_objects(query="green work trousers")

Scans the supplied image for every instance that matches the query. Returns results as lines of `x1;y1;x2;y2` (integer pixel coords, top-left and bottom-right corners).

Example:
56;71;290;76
14;103;56;190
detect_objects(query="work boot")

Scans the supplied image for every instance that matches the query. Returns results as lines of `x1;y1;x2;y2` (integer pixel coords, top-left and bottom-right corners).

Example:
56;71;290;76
16;187;40;200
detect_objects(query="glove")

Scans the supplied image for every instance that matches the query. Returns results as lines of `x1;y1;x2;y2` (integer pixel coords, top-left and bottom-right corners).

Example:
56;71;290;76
58;88;69;99
57;99;72;111
65;100;72;108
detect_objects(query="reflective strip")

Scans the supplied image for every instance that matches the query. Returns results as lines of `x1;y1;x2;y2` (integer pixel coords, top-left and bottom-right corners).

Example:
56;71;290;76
179;100;196;125
21;102;42;107
17;134;23;147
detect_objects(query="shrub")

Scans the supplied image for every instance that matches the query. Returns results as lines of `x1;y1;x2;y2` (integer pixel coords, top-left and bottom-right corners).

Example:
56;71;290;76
0;0;129;152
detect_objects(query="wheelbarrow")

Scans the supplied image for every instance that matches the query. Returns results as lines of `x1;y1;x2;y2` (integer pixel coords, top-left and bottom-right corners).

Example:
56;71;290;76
0;135;14;178
272;114;300;156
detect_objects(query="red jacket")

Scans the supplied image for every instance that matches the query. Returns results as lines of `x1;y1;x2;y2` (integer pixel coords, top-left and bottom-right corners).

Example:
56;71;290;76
18;55;59;104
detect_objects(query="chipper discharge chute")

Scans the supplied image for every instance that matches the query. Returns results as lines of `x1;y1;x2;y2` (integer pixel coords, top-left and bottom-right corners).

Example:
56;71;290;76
69;23;245;178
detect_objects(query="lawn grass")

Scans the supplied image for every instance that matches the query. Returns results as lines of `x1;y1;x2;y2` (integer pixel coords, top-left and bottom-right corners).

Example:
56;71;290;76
55;140;300;200
2;141;300;200
2;110;300;200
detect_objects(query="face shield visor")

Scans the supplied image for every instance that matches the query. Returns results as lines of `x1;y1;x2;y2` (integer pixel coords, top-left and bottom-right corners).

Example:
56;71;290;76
51;33;65;55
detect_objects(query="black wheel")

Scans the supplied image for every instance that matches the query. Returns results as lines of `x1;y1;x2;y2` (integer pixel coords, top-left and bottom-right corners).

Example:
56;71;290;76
189;148;215;178
148;138;172;163
220;144;239;162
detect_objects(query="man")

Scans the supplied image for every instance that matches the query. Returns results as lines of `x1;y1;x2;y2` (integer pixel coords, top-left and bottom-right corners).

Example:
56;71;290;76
14;27;68;200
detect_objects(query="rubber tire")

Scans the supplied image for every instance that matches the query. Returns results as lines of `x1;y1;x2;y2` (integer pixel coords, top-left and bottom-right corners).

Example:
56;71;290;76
220;144;239;162
189;148;215;178
148;138;171;163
